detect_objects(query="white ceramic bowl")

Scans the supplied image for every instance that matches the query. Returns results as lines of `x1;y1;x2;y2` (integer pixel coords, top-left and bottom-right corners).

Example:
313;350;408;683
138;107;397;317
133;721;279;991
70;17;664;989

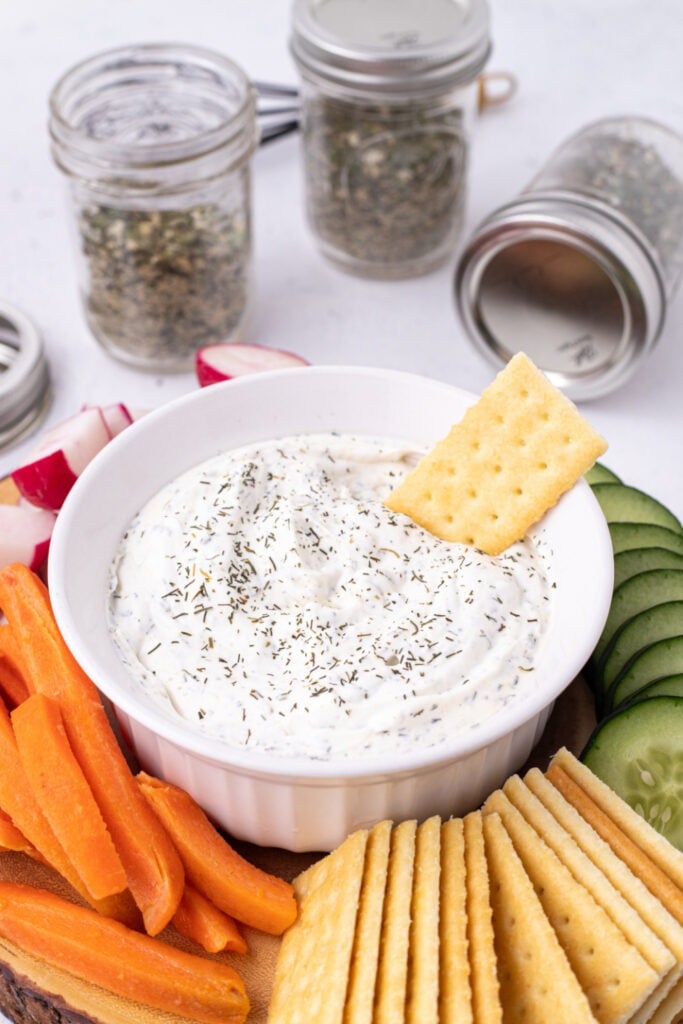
48;365;613;852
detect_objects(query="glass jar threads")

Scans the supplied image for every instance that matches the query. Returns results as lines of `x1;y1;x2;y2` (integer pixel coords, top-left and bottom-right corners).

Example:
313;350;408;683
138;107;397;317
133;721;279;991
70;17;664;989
49;44;258;372
290;0;491;279
456;116;683;399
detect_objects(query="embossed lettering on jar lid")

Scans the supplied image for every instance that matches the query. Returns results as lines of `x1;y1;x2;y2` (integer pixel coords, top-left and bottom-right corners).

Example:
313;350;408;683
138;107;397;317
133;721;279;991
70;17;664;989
0;303;51;452
455;195;667;401
290;0;491;96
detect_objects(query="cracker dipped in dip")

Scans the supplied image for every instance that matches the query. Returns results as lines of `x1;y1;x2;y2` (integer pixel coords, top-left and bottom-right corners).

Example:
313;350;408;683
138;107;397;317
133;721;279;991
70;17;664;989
107;432;553;760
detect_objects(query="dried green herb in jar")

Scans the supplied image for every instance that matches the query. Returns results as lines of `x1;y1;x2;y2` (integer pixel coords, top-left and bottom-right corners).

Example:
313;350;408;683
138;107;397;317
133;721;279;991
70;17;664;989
542;130;683;289
301;94;466;275
49;44;257;372
79;199;250;367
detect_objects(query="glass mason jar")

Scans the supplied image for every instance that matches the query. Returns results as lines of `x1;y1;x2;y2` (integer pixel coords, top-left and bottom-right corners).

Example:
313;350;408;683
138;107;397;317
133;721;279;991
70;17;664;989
290;0;491;280
49;44;258;372
456;116;683;399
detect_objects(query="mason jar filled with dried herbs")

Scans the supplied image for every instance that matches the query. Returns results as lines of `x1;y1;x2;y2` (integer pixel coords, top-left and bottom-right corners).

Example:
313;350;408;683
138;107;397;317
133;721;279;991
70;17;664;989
49;44;257;371
290;0;491;279
456;116;683;399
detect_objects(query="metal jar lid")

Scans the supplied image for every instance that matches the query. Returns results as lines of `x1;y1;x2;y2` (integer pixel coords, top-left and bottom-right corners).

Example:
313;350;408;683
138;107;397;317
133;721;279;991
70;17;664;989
290;0;492;97
454;193;667;400
0;303;51;452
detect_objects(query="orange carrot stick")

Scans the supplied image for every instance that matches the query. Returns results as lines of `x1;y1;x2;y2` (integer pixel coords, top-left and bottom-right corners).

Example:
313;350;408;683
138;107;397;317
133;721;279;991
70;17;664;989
0;807;36;855
0;882;249;1024
0;564;184;935
0;623;28;707
138;773;297;936
0;656;28;708
11;692;128;902
0;695;136;924
173;883;248;955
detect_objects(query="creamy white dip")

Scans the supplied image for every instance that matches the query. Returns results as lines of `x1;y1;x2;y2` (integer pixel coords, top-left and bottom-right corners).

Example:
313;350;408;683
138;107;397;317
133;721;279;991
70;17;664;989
107;433;553;759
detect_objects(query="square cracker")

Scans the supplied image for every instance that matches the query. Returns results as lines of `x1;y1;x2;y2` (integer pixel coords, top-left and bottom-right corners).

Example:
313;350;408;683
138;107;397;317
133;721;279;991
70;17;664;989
520;768;683;1024
502;772;677;976
343;819;392;1024
373;818;418;1024
439;817;473;1024
462;812;502;1024
267;828;368;1024
385;351;607;555
406;815;441;1024
482;811;597;1024
551;748;683;891
483;788;662;1023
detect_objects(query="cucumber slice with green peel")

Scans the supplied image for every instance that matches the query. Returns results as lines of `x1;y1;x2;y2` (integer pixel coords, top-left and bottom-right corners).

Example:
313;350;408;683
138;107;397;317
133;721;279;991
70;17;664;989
607;635;683;711
581;696;683;850
592;483;682;533
597;601;683;700
592;569;683;666
609;522;683;556
585;462;621;486
613;547;683;588
621;674;683;707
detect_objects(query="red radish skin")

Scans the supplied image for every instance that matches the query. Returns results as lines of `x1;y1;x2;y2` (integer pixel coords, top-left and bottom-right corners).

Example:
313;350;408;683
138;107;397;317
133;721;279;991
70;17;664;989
0;506;56;571
11;407;111;511
195;343;309;387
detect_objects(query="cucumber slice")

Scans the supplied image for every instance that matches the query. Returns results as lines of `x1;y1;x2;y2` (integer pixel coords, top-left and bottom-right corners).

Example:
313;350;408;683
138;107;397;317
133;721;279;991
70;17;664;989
597;600;683;697
582;696;683;850
585;462;621;485
622;674;683;706
592;569;683;666
613;547;683;588
607;635;683;710
609;522;683;556
592;483;682;533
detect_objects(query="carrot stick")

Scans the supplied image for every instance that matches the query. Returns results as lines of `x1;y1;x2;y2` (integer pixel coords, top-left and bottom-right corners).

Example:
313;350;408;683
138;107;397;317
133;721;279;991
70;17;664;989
173;883;248;955
0;624;28;706
0;656;28;708
0;807;36;855
0;564;184;935
0;881;249;1024
138;773;297;936
11;692;128;902
0;694;137;924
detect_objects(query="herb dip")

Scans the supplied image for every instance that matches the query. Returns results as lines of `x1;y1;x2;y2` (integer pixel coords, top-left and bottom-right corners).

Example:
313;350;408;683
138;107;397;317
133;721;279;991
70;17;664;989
107;433;553;760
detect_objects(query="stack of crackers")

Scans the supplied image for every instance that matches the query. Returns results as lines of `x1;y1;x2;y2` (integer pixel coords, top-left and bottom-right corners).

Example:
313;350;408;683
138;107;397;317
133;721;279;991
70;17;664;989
267;749;683;1023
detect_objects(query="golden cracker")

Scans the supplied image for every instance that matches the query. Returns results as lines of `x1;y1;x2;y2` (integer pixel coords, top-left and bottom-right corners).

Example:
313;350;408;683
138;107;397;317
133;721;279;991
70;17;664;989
521;768;683;1024
463;811;502;1024
439;817;473;1024
502;773;676;974
267;828;368;1024
483;788;662;1024
373;818;417;1024
343;819;392;1024
406;816;441;1024
547;757;683;924
482;811;597;1024
551;748;683;890
385;351;607;555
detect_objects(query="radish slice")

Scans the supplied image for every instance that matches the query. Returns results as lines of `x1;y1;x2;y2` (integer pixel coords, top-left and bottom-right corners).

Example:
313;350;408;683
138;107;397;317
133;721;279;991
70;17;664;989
11;407;111;511
195;343;309;387
0;505;57;571
90;402;135;439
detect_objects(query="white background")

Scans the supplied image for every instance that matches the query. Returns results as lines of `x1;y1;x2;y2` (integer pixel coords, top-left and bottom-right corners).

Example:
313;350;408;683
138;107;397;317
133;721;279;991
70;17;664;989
1;0;682;518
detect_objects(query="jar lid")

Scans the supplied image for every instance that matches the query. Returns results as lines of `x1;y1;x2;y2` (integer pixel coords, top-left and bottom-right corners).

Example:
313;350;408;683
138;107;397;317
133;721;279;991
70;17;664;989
0;303;51;452
454;194;667;400
290;0;491;96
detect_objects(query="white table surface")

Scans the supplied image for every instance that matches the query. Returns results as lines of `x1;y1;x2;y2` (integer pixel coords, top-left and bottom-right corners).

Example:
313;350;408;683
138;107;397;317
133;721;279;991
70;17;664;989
1;0;682;519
